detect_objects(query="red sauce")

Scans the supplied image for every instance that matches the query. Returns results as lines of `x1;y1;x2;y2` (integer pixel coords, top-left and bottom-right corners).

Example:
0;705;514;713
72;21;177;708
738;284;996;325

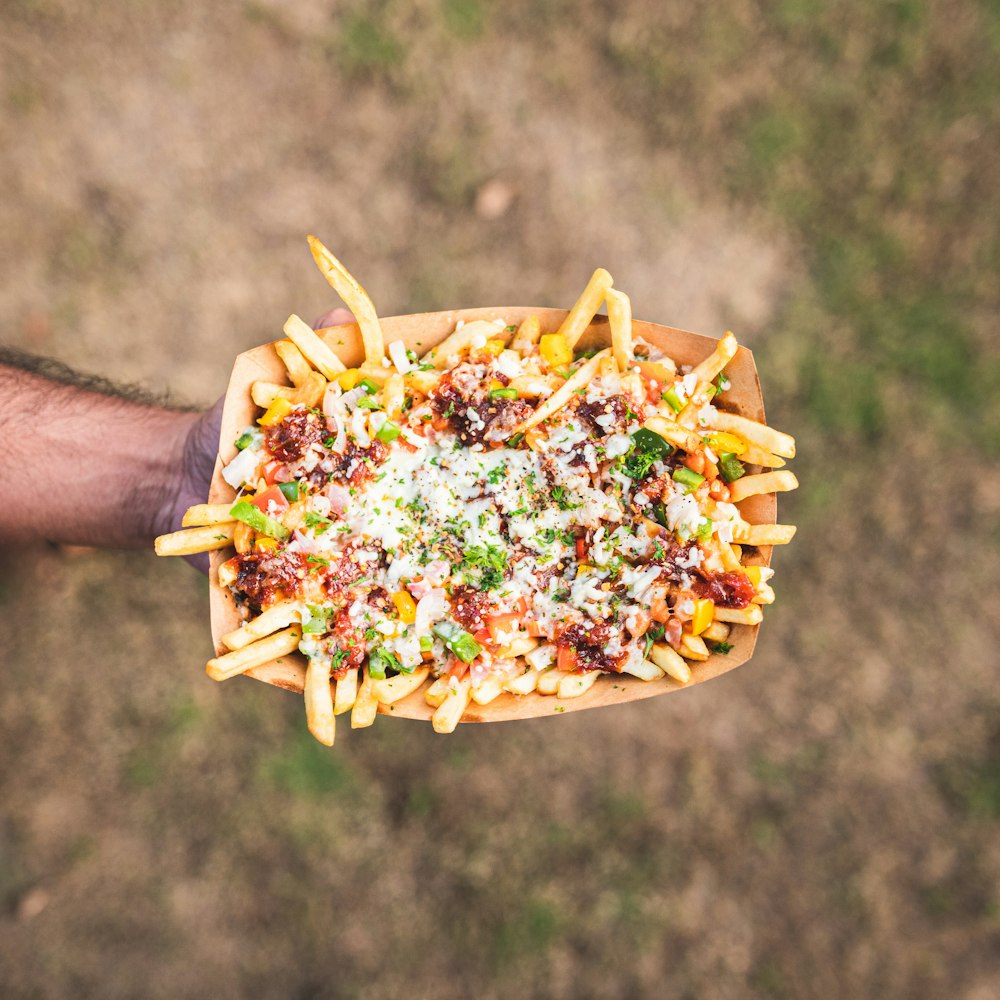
234;550;312;612
430;365;533;445
557;619;627;672
329;608;366;670
451;585;491;633
575;394;630;436
691;569;756;609
264;410;326;464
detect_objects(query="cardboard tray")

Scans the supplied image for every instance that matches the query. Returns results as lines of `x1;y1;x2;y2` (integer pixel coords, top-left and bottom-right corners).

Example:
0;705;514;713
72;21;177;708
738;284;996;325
208;308;776;723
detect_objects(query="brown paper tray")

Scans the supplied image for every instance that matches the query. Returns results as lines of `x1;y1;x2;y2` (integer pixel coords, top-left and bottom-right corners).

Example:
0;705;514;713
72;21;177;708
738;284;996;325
208;307;776;723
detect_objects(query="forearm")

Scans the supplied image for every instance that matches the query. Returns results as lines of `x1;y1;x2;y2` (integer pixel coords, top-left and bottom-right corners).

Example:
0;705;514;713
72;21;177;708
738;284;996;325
0;355;200;549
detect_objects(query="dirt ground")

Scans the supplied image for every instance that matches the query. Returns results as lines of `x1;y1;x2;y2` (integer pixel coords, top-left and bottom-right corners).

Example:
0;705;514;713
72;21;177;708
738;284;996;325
1;2;999;998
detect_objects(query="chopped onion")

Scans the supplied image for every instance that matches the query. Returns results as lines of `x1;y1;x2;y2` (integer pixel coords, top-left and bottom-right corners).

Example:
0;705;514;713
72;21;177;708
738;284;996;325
387;339;414;374
325;412;347;454
414;588;447;635
350;408;370;448
324;483;350;515
221;448;261;489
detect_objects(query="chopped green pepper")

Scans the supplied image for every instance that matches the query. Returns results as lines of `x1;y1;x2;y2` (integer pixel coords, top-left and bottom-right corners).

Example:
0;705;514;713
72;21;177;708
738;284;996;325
367;647;402;680
376;420;401;443
718;452;746;483
355;396;382;410
489;387;518;400
229;500;290;540
672;467;705;492
277;481;301;502
419;635;433;653
508;431;524;447
433;621;483;663
358;378;381;394
661;386;685;413
302;604;332;635
234;430;257;451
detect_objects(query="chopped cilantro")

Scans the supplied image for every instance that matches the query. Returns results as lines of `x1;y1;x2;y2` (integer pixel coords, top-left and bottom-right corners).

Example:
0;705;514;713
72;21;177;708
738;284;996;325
303;512;334;534
461;544;507;590
487;463;507;484
707;640;733;655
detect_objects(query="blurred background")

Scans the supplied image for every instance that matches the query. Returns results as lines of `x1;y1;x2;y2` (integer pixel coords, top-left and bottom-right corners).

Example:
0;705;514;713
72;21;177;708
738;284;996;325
1;1;998;997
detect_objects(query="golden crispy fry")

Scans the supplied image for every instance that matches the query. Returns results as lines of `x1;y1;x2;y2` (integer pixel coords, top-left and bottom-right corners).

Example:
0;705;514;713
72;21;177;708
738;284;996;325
679;634;710;661
727;470;799;503
351;670;379;729
424;676;451;708
250;371;326;409
494;635;538;659
556;268;614;349
372;666;431;705
606;288;633;371
557;671;600;699
274;338;314;387
702;620;731;643
536;669;568;695
733;523;797;546
421;319;509;369
381;373;405;421
503;667;540;695
217;557;239;588
510;315;541;354
431;678;471;734
283;314;347;380
154;523;235;557
233;520;254;555
181;504;237;528
712;604;764;625
691;331;738;384
305;658;335;746
206;626;302;682
709;410;796;459
512;350;611;434
740;443;785;469
622;658;665;681
643;414;702;453
334;668;359;716
649;644;692;683
222;601;303;651
471;676;504;705
307;235;385;364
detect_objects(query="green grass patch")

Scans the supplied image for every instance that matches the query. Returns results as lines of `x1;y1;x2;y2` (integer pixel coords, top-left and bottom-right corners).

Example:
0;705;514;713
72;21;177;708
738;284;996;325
260;728;360;799
335;9;404;79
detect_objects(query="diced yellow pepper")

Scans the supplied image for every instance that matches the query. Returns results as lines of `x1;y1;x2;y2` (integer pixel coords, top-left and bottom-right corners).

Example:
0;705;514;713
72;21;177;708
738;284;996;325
635;360;675;384
707;431;748;455
258;397;293;426
539;333;573;368
255;537;278;553
743;566;762;587
690;598;715;636
336;368;362;391
488;379;505;392
392;590;417;624
481;338;505;357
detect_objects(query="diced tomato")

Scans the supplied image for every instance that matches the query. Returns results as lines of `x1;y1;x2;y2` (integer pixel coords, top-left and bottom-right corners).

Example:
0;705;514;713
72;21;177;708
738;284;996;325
626;609;651;638
575;536;587;561
449;659;470;679
473;628;493;645
248;485;290;515
684;452;706;475
650;595;671;623
487;613;521;643
262;460;290;485
557;645;578;672
513;596;529;616
525;620;546;638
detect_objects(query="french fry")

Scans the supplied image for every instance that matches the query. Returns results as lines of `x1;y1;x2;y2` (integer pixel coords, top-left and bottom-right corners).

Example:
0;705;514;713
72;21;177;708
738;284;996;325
471;676;504;705
556;268;614;349
679;634;710;661
740;442;785;468
233;520;254;555
495;635;539;659
154;523;235;557
404;369;441;395
351;669;379;729
421;319;509;369
181;504;237;528
334;668;359;715
557;670;600;699
503;667;540;695
372;666;430;705
536;669;568;695
691;331;738;385
206;626;302;682
727;470;799;503
274;338;314;387
708;410;796;459
222;601;303;651
217;557;239;588
307;235;385;364
643;414;702;453
649;644;691;683
381;373;405;421
510;315;542;354
509;374;561;397
424;676;451;708
753;583;776;605
622;658;665;681
283;314;347;380
606;288;633;371
733;523;797;546
304;657;335;746
511;350;611;434
702;620;731;643
432;678;471;734
250;371;326;409
712;604;764;625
